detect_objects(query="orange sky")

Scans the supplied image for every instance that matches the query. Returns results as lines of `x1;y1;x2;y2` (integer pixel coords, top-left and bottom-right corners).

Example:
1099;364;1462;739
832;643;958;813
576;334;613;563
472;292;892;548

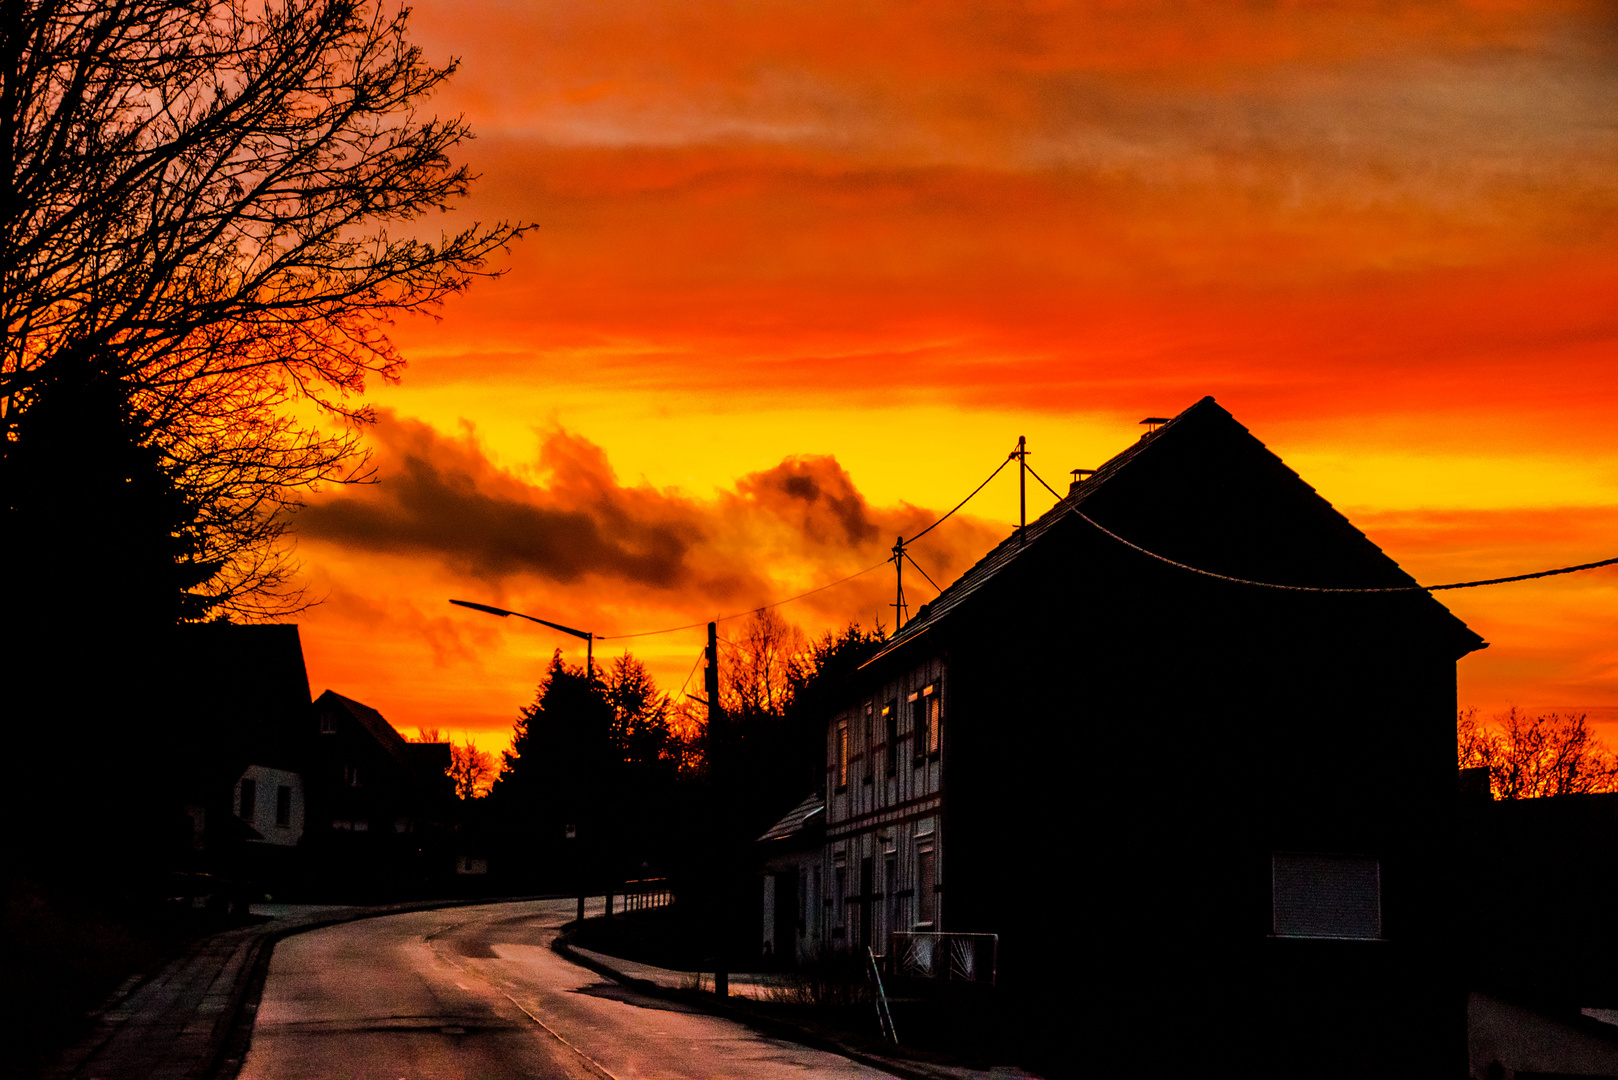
288;0;1618;757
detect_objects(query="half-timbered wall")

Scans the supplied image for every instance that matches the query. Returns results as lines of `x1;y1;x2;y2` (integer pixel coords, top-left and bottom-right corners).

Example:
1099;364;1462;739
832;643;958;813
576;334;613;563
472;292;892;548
819;653;948;956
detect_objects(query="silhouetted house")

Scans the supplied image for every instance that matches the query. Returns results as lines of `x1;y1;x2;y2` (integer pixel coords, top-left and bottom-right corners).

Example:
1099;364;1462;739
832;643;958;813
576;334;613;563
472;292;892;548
304;690;455;888
167;623;316;884
767;397;1484;1076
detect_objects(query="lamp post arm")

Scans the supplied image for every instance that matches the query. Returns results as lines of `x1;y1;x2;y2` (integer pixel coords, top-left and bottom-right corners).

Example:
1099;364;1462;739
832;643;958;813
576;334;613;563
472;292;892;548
449;599;595;678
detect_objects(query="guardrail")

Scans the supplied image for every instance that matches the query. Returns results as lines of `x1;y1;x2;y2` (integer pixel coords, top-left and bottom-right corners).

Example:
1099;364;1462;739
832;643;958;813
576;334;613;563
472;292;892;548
888;931;998;985
622;876;673;911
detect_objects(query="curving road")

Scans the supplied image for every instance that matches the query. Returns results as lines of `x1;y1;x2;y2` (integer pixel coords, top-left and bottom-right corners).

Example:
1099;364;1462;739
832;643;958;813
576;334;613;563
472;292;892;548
239;898;897;1079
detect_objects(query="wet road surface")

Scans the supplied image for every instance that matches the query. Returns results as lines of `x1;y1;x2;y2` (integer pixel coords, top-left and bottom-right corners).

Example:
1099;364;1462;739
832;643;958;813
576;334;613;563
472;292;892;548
239;898;896;1079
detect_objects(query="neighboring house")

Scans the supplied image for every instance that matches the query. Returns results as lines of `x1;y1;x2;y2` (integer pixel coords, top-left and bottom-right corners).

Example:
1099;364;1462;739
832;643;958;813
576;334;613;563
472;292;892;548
305;690;456;887
164;625;457;894
765;397;1485;1076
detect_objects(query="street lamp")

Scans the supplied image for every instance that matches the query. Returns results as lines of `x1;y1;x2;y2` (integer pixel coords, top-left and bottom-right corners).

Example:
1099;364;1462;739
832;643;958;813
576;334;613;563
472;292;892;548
448;599;595;678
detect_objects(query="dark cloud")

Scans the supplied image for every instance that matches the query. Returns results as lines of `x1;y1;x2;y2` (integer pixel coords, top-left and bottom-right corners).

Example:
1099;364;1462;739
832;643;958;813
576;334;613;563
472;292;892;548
298;414;709;589
295;413;996;611
735;456;881;546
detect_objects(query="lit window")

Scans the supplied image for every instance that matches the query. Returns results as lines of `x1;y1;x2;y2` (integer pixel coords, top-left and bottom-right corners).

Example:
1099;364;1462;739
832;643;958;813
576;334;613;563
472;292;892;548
1272;853;1381;940
924;686;940;756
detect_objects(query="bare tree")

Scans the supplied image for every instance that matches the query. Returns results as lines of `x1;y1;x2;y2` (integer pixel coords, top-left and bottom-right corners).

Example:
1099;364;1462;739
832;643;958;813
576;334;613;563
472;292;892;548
1458;708;1618;799
449;739;497;800
0;0;523;616
721;609;807;719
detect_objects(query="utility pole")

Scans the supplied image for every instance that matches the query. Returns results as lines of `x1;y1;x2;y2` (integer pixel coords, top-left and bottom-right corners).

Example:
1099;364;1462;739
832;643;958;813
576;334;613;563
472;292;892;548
706;621;728;999
705;621;719;727
1015;436;1028;548
891;536;908;631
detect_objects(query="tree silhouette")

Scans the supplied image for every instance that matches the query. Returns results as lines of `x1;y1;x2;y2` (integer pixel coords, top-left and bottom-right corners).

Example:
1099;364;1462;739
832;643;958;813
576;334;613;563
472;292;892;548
449;741;498;800
1;0;523;616
2;366;218;623
721;609;808;719
1458;708;1618;799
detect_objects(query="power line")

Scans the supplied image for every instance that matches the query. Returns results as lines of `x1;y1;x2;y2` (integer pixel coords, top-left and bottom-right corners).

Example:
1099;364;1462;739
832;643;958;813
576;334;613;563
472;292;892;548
903;550;941;593
595;559;888;641
597;448;1015;641
904;451;1014;547
1022;459;1618;595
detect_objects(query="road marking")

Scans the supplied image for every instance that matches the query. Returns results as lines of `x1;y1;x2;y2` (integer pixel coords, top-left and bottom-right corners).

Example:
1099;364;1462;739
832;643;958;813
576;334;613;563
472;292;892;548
501;992;621;1080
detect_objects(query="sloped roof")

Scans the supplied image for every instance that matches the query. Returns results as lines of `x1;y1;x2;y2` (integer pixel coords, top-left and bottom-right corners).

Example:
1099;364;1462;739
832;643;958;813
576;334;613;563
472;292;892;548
172;622;313;718
864;396;1483;669
314;689;414;770
757;792;825;843
168;623;313;781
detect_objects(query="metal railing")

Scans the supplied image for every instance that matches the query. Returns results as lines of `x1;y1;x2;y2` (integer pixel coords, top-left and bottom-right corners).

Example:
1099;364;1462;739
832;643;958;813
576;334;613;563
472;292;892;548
621;876;673;911
889;931;998;985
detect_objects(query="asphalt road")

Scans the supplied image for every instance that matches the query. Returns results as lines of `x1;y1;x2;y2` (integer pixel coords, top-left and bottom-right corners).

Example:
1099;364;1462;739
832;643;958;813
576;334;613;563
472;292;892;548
238;898;897;1079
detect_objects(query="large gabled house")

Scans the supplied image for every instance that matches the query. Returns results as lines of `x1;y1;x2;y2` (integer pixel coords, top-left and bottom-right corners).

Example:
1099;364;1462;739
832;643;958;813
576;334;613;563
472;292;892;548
764;397;1484;1076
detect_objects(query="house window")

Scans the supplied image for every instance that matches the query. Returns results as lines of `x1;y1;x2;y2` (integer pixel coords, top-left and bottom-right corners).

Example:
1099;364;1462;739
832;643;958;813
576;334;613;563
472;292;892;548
882;701;898;776
275;785;292;827
863;703;874;783
917;845;936;926
836;720;849;792
834;864;847;938
320;712;336;734
909;692;924;763
884;855;897;950
344;763;362;787
812;866;823;940
238;778;256;822
1272;853;1381;940
923;684;940;756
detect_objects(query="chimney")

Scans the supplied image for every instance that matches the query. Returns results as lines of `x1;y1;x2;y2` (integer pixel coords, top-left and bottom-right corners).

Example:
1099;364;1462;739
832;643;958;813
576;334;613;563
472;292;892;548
1069;468;1095;494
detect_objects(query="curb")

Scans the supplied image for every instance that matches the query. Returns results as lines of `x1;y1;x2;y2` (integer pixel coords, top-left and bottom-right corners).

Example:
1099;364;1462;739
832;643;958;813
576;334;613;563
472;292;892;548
549;930;974;1080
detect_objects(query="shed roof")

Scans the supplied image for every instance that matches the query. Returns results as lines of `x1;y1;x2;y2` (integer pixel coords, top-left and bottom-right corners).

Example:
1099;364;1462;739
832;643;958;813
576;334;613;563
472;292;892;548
864;396;1483;669
757;792;825;843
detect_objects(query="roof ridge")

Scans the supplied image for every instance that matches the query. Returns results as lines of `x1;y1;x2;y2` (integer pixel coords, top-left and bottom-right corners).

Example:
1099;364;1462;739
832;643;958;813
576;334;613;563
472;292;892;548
867;399;1208;663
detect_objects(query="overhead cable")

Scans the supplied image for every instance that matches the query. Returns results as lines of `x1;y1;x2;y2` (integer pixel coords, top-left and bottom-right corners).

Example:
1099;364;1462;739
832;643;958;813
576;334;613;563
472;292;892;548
595;559;889;640
598;447;1014;640
903;451;1013;547
1021;459;1618;594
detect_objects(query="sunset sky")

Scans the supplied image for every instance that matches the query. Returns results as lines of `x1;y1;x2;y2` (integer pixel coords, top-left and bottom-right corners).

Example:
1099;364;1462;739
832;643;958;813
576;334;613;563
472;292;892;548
289;0;1618;758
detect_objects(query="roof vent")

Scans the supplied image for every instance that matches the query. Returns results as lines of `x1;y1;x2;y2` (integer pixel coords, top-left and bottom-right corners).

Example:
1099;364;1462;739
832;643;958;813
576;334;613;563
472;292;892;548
1069;468;1095;494
1140;417;1170;435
